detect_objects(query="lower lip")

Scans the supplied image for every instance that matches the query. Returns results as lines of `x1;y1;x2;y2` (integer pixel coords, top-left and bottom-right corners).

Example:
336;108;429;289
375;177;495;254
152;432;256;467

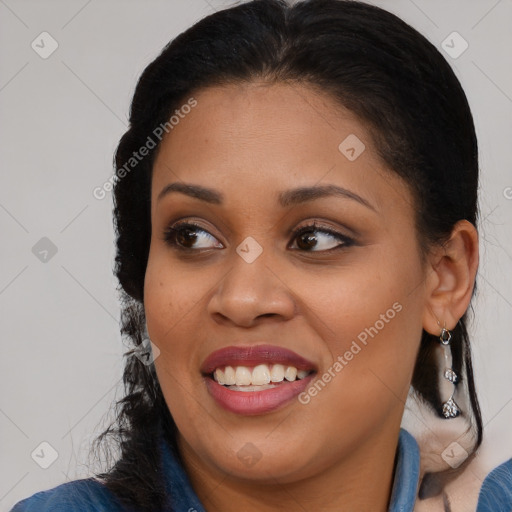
205;374;315;415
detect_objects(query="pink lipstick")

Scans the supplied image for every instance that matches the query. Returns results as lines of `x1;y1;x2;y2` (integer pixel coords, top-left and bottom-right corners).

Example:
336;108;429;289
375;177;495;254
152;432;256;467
201;344;317;415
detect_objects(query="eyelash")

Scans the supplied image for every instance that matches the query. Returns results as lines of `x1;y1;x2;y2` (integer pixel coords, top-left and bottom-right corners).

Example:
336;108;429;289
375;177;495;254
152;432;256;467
162;220;355;254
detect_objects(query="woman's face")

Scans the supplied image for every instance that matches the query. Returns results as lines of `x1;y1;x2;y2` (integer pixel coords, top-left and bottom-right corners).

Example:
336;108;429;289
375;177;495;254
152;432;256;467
144;82;428;483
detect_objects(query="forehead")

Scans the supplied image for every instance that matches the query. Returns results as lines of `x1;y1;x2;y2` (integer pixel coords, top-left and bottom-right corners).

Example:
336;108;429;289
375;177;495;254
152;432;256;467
155;81;370;164
151;82;411;217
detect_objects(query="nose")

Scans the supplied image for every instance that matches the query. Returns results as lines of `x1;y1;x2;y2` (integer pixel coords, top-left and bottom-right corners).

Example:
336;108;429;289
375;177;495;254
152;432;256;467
207;249;297;328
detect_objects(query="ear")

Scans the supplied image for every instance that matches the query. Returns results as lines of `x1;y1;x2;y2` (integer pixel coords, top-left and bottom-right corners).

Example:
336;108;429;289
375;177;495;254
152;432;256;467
422;220;479;335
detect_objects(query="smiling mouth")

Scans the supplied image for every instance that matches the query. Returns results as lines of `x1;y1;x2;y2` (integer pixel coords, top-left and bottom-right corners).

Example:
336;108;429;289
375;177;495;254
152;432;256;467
210;363;315;391
201;344;318;413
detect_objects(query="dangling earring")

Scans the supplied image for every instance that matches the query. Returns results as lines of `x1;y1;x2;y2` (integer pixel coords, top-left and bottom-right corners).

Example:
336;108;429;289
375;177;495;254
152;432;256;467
438;325;460;418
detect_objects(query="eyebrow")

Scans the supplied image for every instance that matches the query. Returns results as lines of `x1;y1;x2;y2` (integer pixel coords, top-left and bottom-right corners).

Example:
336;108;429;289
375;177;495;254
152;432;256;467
157;182;222;204
157;182;375;211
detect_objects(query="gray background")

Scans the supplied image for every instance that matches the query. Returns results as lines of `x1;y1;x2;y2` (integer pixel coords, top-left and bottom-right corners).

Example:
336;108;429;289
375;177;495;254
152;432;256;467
1;0;511;510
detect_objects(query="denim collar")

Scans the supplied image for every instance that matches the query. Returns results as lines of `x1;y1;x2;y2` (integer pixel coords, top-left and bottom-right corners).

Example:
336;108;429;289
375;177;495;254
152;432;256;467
159;428;420;512
388;429;420;511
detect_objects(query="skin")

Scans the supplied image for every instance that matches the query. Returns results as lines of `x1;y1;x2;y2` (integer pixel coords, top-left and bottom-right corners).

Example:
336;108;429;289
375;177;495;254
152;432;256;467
143;81;479;511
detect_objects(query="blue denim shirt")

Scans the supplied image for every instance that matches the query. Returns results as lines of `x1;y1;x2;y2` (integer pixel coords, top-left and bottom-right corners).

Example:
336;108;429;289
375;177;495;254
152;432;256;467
11;429;512;512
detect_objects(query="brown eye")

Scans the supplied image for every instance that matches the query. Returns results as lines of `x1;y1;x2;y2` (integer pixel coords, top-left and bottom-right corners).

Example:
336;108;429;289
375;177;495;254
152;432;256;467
175;226;198;248
296;230;319;250
290;223;354;252
163;222;223;250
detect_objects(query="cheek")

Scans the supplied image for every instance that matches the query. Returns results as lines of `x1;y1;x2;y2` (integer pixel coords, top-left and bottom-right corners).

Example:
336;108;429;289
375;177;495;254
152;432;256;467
300;251;424;424
144;249;215;337
143;253;200;377
297;249;420;348
144;261;206;423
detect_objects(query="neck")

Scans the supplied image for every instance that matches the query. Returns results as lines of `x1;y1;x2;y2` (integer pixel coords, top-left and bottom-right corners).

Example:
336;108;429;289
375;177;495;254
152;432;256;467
178;423;402;512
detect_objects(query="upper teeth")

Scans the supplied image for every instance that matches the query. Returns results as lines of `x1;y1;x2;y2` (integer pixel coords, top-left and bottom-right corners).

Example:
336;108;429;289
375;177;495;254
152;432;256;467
213;364;310;386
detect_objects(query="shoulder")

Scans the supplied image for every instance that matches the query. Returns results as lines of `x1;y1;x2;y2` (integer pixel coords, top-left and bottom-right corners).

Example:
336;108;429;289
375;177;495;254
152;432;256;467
10;478;126;512
477;458;512;512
